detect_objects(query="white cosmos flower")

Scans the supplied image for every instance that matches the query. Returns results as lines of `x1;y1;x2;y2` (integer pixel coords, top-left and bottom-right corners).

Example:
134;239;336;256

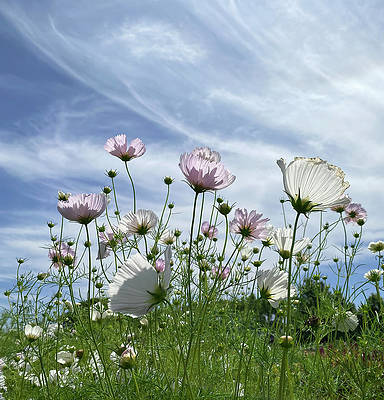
271;228;311;259
368;241;384;253
333;311;359;333
240;247;253;262
24;324;43;341
109;246;171;318
159;229;176;245
277;157;350;214
257;267;296;308
364;269;383;283
56;351;74;367
119;209;158;236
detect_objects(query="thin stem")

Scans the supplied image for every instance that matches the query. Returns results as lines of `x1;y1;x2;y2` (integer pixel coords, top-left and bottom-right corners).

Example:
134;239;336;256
124;161;137;213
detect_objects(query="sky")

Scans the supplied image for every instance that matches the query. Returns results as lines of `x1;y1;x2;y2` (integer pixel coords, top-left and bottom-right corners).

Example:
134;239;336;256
0;0;383;307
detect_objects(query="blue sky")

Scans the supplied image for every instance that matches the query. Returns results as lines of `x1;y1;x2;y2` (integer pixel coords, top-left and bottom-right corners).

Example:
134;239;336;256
0;0;383;307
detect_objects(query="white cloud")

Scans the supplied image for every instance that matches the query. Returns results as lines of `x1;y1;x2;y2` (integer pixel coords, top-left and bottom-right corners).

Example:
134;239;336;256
0;0;383;301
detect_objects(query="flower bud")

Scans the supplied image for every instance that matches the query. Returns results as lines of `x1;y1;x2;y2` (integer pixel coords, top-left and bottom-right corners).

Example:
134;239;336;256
217;202;233;216
164;176;174;185
119;346;137;369
37;273;49;281
106;169;118;178
279;335;294;349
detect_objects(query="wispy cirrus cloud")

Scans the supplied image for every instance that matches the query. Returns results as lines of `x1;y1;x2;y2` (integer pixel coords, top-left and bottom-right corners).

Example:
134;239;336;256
0;0;383;304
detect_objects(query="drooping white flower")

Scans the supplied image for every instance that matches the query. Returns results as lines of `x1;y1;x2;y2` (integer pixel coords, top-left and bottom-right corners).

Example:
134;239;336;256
257;267;296;308
24;324;43;341
277;157;350;214
109;246;171;317
271;228;311;259
333;311;359;332
119;209;158;236
364;269;383;283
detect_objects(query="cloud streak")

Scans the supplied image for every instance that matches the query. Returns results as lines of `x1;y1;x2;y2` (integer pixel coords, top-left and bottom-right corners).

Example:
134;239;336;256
0;0;383;304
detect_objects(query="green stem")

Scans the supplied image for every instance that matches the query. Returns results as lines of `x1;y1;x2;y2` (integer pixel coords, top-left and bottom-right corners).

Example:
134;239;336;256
125;161;137;213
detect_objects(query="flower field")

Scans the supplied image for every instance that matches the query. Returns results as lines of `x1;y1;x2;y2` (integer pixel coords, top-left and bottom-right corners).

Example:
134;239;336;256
0;135;383;400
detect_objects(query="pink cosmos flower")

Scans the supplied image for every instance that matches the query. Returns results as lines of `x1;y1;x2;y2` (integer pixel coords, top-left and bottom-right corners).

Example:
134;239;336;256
57;193;107;225
97;225;125;259
230;208;270;242
48;243;75;269
211;266;230;281
104;135;146;161
155;259;165;273
344;203;367;224
179;150;235;193
201;221;218;239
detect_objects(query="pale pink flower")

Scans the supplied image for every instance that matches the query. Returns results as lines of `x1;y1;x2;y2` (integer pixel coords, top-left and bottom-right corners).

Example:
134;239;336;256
344;203;367;224
179;151;235;193
201;221;218;239
230;208;270;242
211;266;230;280
57;193;107;225
104;135;146;161
48;243;75;268
97;225;125;259
155;259;165;273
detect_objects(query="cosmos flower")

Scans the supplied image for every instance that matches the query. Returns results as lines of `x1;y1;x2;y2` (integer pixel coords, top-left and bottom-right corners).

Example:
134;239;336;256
368;241;384;253
24;324;43;341
191;146;221;163
271;228;311;259
57;193;107;225
0;358;6;394
277;157;350;214
56;351;75;367
333;311;359;333
211;266;230;281
109;247;171;318
230;209;270;242
104;135;146;161
119;209;158;236
364;269;383;283
90;306;117;321
155;259;165;273
179;150;235;193
119;346;137;369
344;203;367;224
97;225;125;259
48;242;75;268
201;221;218;239
159;229;176;245
257;267;296;308
240;247;253;262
